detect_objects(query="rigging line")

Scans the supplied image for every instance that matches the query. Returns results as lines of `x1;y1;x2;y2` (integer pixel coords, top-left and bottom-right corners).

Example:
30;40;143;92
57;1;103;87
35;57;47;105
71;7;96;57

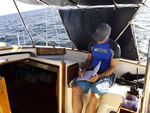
22;27;26;45
51;8;60;47
38;0;49;6
143;0;148;5
131;22;141;63
142;3;148;7
68;0;80;8
112;0;118;9
115;22;131;42
27;26;55;47
115;3;146;42
56;10;76;49
115;3;146;62
13;0;35;47
17;34;20;46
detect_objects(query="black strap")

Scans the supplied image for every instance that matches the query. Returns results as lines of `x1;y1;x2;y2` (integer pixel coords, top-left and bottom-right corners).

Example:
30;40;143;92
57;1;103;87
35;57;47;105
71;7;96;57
115;78;143;89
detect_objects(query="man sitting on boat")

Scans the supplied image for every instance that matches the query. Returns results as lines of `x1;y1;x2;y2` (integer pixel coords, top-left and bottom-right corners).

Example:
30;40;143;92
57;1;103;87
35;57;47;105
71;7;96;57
72;23;121;113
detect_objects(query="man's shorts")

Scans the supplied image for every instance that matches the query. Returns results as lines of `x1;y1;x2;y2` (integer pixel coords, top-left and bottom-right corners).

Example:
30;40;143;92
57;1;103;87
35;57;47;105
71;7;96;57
72;73;115;95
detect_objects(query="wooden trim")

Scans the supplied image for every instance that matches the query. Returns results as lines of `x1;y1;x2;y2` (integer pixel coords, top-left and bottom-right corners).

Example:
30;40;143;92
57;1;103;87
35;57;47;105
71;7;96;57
56;68;60;113
56;60;66;113
37;48;66;55
0;46;34;51
61;60;66;113
117;107;135;113
20;59;59;72
67;63;79;86
0;59;27;66
65;48;89;53
0;77;11;113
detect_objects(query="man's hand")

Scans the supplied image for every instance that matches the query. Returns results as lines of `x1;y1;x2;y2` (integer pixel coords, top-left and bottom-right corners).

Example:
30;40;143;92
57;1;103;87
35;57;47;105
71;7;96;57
89;73;100;82
78;68;86;77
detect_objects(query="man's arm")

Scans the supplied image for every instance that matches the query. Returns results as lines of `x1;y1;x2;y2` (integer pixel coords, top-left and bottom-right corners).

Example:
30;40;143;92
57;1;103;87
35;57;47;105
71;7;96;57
81;53;92;71
89;58;119;82
78;53;92;77
98;58;119;78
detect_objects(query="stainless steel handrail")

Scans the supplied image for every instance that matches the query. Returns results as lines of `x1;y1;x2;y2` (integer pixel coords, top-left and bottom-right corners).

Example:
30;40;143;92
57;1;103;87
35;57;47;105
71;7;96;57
141;39;150;113
0;33;71;46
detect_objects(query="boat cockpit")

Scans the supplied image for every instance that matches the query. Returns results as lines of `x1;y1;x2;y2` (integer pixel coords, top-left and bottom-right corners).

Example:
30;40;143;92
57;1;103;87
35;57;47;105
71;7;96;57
0;0;149;113
0;45;147;113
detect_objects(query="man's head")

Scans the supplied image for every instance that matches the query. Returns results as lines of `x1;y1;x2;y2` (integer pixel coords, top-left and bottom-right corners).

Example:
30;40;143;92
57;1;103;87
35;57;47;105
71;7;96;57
92;23;111;42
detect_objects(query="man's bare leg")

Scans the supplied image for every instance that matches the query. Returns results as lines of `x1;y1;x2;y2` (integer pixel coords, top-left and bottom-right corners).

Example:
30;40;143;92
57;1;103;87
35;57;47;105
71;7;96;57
85;93;102;113
72;85;84;113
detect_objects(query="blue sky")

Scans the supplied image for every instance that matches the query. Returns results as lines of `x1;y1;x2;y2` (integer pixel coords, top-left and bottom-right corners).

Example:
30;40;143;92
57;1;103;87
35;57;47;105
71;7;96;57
0;0;43;16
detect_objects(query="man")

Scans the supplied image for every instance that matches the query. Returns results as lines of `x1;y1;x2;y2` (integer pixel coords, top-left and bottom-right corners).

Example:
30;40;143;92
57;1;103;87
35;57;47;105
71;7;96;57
72;23;121;113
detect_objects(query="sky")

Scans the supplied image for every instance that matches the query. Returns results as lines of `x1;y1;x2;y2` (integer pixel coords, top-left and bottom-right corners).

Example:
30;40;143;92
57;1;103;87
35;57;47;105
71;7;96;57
0;0;44;16
1;0;150;16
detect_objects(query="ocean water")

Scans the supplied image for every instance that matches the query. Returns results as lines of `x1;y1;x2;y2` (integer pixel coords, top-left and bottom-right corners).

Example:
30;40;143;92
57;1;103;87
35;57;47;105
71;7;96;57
0;8;71;47
133;0;150;62
0;2;150;62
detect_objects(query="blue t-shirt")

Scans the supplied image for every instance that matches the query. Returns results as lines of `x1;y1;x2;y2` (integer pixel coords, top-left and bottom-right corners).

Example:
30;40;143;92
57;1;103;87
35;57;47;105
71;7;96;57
88;38;121;72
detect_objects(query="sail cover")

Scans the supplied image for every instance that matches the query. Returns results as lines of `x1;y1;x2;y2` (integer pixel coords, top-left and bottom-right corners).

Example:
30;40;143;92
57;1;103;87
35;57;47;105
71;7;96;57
59;7;140;61
17;0;143;6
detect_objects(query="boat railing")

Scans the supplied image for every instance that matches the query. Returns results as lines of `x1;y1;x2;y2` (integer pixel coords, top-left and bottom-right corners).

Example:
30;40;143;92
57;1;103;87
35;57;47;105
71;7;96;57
141;39;150;113
0;33;26;46
0;32;72;48
9;0;75;49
